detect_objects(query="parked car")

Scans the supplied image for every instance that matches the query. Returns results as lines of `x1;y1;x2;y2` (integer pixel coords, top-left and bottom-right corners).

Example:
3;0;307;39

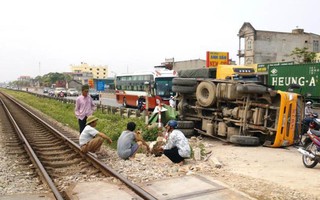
89;89;99;100
43;87;49;93
67;88;79;96
54;87;67;97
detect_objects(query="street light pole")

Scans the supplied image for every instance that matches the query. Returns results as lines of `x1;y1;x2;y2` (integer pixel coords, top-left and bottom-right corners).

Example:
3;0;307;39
144;81;150;124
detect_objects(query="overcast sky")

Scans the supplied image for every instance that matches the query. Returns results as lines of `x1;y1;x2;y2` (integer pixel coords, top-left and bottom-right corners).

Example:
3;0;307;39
0;0;319;82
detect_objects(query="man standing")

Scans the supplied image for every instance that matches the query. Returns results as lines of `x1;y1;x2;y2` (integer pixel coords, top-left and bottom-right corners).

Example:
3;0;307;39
75;84;96;134
162;120;191;165
79;115;112;156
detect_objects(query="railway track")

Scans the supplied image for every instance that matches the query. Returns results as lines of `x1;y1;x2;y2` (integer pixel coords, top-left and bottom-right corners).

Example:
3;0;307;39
0;92;156;200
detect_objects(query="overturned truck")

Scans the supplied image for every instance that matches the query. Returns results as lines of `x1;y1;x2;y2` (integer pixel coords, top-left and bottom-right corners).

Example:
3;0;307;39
173;68;304;147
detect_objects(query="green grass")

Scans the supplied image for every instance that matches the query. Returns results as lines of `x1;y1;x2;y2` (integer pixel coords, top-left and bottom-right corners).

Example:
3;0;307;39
2;89;155;149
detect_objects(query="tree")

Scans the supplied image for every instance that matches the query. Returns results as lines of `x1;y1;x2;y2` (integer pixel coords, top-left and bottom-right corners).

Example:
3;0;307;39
34;75;43;87
41;72;67;87
290;47;316;63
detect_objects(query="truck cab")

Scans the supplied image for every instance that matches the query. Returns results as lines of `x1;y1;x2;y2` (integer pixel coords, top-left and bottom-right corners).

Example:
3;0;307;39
216;65;259;81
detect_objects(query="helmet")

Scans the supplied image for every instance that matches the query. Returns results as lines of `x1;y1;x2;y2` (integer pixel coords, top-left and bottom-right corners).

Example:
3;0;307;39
306;101;312;105
167;120;178;128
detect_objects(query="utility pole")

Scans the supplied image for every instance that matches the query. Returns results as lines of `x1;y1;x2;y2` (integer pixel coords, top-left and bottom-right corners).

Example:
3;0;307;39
39;62;41;76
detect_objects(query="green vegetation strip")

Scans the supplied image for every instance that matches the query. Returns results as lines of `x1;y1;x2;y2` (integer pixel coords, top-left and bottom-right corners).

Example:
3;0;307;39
2;89;158;149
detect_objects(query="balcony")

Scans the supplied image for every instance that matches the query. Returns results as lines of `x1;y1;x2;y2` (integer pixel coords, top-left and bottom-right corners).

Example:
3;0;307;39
237;50;245;57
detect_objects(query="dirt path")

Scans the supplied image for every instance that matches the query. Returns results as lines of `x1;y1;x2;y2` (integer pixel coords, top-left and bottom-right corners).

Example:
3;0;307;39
203;138;320;197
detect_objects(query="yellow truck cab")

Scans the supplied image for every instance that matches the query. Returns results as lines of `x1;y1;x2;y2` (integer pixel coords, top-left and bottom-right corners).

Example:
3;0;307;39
216;65;257;80
270;90;303;147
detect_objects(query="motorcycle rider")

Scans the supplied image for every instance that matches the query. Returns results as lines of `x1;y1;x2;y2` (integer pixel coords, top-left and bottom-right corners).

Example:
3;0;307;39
137;96;145;111
301;101;319;142
305;101;314;118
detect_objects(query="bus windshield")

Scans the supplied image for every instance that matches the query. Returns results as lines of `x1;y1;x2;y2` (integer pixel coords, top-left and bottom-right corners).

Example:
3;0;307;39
155;77;175;97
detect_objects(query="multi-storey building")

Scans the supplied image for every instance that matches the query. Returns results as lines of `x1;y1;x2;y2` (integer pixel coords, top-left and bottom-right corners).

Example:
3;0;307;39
238;22;320;65
70;62;108;79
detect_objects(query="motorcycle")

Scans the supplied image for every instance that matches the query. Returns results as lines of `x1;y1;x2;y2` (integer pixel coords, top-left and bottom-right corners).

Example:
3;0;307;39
301;113;319;134
137;97;146;112
298;117;320;168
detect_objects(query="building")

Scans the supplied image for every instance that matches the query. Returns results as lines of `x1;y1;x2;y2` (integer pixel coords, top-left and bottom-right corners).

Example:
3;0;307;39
238;22;320;65
66;71;93;86
162;59;206;72
70;62;108;79
67;80;82;91
18;75;32;81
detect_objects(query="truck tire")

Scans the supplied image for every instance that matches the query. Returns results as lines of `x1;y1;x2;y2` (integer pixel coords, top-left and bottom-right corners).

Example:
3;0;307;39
229;135;260;146
177;121;194;129
173;78;197;86
236;84;267;94
180;128;195;137
196;81;216;107
172;85;196;93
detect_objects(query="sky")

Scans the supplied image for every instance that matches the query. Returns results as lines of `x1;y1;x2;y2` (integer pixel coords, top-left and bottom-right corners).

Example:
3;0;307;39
0;0;319;82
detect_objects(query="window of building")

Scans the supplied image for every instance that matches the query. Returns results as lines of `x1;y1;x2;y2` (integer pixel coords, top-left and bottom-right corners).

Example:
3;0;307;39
313;40;319;52
247;39;252;50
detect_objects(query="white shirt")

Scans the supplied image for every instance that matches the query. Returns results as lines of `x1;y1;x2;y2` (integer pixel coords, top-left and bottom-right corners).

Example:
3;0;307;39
164;129;191;158
305;106;313;116
79;125;99;146
169;99;176;108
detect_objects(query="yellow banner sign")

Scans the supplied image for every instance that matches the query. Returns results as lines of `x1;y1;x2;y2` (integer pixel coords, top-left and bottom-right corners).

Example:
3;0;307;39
206;51;229;67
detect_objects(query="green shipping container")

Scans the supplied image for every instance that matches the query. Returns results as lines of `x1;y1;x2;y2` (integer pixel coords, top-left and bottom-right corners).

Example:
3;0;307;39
268;63;320;103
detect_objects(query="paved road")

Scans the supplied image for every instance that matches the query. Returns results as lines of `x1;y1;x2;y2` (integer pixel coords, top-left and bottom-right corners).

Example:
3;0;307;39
31;88;122;107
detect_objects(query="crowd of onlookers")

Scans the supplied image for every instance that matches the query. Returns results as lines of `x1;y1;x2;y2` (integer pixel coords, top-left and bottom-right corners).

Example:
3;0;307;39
75;84;191;165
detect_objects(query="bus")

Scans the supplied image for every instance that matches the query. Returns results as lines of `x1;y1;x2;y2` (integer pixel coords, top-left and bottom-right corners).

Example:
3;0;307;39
115;66;177;109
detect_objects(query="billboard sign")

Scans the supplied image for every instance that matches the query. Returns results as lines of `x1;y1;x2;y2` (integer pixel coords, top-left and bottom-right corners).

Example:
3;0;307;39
97;80;105;91
206;51;229;67
257;61;294;73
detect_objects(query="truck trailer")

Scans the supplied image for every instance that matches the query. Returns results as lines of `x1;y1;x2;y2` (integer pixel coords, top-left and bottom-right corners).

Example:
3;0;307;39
267;62;320;105
173;66;304;147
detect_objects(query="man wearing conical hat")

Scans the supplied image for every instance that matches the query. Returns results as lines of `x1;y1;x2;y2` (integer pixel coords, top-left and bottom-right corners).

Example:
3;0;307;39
79;115;112;157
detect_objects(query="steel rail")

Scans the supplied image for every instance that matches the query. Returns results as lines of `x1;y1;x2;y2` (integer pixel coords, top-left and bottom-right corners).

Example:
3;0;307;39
0;98;64;200
3;92;156;200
